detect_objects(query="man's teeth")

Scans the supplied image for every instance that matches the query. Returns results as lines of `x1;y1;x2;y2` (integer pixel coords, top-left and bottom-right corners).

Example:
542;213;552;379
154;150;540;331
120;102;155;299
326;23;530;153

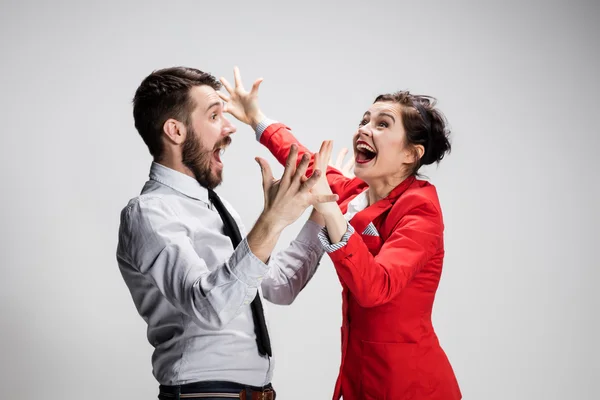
357;143;376;154
219;148;225;156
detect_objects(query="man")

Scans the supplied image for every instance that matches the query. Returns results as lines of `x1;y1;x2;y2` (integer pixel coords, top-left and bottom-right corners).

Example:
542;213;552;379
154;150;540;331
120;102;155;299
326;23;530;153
116;66;336;399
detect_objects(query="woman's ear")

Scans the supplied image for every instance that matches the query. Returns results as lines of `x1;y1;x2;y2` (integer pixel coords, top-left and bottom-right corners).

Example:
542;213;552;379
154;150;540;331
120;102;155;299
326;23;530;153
405;144;424;164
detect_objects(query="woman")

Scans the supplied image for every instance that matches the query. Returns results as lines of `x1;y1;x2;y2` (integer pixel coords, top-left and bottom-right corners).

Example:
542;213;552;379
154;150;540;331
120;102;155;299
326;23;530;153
220;68;461;400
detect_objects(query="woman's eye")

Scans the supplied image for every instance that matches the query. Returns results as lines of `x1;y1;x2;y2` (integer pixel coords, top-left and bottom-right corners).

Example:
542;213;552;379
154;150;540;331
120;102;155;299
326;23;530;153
359;119;367;126
211;113;218;120
378;121;388;128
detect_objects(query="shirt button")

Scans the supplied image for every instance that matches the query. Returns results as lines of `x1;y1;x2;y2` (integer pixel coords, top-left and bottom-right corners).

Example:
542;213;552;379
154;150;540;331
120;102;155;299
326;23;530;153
244;301;249;305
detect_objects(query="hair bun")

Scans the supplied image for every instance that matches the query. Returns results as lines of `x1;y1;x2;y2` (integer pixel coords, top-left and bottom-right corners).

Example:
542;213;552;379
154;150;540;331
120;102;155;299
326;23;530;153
420;105;451;166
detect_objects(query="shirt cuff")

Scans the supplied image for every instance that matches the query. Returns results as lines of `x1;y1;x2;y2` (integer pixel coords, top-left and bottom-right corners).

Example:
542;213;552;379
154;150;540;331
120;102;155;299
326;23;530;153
228;237;270;287
255;117;278;141
296;220;326;256
318;223;355;253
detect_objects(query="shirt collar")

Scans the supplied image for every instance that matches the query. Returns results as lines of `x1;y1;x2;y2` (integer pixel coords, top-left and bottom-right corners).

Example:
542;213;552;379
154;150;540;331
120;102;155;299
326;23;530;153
149;162;210;204
344;188;369;221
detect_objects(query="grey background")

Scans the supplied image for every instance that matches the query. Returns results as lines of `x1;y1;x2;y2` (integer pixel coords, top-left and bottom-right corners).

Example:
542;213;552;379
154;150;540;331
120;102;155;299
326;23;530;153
1;0;598;399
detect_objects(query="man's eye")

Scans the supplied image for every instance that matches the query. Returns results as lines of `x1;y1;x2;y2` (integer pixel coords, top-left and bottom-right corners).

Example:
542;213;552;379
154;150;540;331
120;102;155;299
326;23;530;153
211;113;218;120
359;119;367;126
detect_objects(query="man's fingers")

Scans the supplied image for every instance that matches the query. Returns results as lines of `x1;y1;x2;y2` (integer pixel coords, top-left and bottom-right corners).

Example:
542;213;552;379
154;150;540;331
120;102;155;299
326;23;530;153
250;78;264;96
281;144;298;185
300;168;321;192
217;91;231;103
255;157;274;193
313;193;339;204
218;92;232;114
220;77;234;94
292;153;310;185
233;66;244;90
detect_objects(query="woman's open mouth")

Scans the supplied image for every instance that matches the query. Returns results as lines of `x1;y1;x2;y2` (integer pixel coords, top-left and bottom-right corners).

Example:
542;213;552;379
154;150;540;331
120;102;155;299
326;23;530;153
355;140;377;164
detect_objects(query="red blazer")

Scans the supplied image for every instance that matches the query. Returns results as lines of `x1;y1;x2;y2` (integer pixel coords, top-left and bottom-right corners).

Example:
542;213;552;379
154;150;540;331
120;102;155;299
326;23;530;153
260;123;461;400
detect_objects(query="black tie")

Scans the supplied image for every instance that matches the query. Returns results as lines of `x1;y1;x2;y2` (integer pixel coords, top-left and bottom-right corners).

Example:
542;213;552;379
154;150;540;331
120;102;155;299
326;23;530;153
207;188;272;357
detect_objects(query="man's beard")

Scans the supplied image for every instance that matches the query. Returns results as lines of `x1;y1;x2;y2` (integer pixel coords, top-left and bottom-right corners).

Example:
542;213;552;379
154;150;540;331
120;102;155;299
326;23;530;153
181;126;231;190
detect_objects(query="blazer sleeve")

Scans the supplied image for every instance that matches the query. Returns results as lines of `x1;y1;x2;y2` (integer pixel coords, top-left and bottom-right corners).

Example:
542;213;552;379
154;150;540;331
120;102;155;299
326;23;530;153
325;199;443;308
259;122;362;197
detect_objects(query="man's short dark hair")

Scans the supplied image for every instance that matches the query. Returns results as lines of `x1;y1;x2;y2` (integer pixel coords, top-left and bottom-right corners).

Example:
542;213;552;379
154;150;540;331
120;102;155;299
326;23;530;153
132;67;221;160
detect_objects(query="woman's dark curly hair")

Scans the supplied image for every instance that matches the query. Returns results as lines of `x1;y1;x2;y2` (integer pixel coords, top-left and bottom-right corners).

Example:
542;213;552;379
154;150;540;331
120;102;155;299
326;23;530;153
374;91;451;175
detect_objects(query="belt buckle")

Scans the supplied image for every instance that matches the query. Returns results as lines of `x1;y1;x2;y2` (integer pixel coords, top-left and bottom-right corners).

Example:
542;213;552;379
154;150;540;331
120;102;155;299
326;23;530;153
254;390;273;400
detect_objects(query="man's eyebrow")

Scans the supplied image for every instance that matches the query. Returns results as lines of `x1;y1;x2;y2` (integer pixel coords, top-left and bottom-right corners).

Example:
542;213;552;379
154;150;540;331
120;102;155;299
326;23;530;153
205;101;221;113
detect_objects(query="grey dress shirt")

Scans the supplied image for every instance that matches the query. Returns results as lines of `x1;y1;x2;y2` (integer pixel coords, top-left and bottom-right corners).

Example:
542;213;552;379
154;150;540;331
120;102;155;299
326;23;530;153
116;162;324;386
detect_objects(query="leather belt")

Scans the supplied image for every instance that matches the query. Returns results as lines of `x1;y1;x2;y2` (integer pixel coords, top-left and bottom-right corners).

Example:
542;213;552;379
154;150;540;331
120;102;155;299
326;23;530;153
240;388;275;400
159;389;274;399
158;381;275;400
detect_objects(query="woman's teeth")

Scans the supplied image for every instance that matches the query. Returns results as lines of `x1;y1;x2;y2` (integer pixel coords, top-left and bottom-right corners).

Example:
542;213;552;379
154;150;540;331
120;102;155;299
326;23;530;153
357;143;376;154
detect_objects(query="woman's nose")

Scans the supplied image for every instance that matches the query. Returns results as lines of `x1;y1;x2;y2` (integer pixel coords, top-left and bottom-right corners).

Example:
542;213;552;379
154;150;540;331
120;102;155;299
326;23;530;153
358;124;372;137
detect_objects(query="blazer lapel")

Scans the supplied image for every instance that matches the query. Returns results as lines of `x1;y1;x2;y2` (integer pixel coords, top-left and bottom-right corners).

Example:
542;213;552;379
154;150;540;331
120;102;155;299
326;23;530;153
349;176;416;235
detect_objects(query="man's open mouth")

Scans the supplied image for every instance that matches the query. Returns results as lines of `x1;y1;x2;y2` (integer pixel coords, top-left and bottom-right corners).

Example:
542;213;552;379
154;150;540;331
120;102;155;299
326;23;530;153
213;147;224;165
213;137;232;165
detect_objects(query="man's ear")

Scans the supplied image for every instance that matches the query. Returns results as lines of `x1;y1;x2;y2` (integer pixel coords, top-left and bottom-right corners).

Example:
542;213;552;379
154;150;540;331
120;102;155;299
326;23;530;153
163;118;186;145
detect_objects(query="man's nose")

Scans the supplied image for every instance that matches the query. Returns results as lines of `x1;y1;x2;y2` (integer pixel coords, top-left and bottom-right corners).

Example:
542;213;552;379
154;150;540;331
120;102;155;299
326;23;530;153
224;117;237;135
